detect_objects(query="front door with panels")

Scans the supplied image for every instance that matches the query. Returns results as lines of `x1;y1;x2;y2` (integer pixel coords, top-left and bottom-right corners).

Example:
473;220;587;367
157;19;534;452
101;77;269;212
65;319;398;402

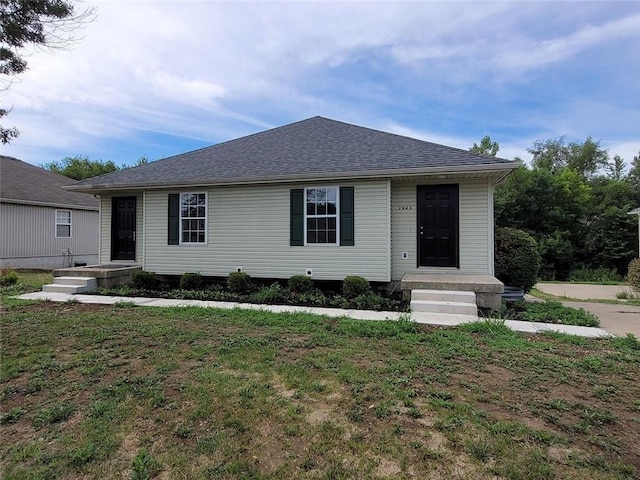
111;196;136;261
417;185;459;268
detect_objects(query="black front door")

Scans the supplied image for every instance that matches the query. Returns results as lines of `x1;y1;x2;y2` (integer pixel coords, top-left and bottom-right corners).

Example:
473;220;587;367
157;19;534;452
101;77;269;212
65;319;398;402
417;185;458;267
112;197;136;261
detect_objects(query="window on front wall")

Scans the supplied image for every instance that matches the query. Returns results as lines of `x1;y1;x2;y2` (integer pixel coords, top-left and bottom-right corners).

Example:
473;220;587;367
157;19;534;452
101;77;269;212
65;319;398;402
180;193;207;244
305;187;338;244
55;210;71;238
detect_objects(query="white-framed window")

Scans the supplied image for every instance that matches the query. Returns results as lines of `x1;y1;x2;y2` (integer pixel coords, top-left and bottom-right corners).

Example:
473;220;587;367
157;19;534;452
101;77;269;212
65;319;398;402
305;187;338;244
180;192;207;244
55;210;72;238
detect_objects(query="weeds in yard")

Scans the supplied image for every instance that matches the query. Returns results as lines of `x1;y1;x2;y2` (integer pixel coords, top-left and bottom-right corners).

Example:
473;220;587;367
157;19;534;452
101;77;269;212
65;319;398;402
1;302;639;479
131;448;161;480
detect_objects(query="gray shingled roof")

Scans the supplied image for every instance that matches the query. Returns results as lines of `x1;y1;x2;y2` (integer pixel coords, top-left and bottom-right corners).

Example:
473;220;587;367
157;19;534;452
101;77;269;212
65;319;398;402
0;155;98;209
69;116;515;191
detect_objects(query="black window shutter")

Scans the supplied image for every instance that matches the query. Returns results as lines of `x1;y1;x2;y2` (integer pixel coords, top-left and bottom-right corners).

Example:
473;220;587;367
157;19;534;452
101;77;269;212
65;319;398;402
340;186;354;246
168;194;179;245
290;189;304;246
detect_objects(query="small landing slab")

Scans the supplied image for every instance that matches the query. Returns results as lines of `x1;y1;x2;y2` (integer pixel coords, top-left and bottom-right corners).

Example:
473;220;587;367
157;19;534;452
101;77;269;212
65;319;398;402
400;273;504;293
52;264;140;288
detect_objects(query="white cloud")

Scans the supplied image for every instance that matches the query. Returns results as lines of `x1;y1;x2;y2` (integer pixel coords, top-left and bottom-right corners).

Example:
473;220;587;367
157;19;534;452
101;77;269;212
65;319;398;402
2;1;639;168
495;13;640;72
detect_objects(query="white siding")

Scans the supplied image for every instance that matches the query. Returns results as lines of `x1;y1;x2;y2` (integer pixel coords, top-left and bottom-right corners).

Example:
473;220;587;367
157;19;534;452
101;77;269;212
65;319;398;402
98;194;143;264
143;180;390;281
0;202;98;269
391;179;492;280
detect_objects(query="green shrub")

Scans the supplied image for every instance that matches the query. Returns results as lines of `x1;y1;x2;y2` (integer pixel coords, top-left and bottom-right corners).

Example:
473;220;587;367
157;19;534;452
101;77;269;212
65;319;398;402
179;272;203;290
250;282;287;304
353;292;384;311
0;268;18;286
568;266;623;283
343;275;370;299
130;270;161;290
288;275;314;294
628;258;640;292
495;227;541;293
227;271;252;293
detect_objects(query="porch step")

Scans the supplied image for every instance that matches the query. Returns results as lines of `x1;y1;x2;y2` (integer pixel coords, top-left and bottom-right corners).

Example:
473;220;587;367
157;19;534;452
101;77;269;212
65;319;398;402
411;289;476;303
411;312;478;325
42;276;97;294
410;289;478;316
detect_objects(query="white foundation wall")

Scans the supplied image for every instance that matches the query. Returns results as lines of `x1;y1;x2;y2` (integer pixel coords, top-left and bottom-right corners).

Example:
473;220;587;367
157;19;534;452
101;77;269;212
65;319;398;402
141;180;391;281
391;178;493;280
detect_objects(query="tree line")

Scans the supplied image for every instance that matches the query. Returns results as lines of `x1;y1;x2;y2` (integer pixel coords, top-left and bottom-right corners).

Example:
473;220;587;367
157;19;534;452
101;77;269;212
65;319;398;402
472;136;640;281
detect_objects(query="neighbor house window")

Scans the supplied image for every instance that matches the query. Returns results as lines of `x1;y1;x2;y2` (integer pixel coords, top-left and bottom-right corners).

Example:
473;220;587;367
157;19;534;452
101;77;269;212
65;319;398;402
305;187;338;244
55;210;71;238
180;193;207;244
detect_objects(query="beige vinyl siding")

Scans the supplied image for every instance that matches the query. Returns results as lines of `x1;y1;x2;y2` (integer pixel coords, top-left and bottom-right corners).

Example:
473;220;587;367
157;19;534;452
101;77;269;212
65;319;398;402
391;178;492;280
143;180;390;281
98;194;143;264
0;202;98;268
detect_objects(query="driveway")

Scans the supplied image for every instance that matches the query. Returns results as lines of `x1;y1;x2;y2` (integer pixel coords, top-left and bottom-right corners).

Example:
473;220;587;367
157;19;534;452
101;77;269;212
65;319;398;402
535;283;640;337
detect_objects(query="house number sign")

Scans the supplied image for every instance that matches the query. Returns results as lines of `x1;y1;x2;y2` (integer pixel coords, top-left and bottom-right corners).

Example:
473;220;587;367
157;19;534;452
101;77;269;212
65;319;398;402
397;205;414;210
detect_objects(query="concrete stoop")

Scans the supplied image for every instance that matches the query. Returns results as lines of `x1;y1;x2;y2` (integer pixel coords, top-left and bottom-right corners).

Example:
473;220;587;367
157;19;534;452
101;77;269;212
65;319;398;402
42;276;97;294
410;289;478;318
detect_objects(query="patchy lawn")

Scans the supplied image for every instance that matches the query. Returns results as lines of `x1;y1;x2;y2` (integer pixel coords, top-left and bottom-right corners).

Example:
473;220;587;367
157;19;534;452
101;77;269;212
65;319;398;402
1;301;639;479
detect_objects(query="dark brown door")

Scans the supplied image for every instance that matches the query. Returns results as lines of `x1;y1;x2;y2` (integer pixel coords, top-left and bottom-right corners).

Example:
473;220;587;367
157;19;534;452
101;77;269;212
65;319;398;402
417;185;458;267
112;197;136;261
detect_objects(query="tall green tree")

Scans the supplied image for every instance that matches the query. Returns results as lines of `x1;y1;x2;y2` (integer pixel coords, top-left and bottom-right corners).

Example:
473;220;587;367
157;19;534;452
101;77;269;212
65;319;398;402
469;135;499;156
627;150;640;191
1;0;94;143
529;136;609;179
45;156;119;180
495;138;640;280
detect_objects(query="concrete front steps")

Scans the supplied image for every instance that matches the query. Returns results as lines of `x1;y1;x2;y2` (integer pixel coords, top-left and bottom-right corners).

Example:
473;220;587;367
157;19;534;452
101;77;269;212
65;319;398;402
410;289;478;322
42;276;97;294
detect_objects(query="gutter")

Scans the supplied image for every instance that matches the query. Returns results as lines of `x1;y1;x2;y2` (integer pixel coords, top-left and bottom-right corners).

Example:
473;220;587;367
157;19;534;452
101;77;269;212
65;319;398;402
64;163;517;194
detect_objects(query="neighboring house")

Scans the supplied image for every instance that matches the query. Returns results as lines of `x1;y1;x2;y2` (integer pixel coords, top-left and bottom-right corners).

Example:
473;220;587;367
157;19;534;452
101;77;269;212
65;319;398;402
0;155;99;269
67;116;515;289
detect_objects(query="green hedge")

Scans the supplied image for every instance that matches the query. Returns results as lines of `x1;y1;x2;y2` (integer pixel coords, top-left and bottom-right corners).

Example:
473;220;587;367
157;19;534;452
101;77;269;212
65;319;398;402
495;227;541;293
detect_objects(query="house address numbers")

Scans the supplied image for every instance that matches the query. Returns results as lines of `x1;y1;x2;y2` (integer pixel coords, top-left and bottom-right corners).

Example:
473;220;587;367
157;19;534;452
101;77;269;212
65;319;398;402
396;205;414;210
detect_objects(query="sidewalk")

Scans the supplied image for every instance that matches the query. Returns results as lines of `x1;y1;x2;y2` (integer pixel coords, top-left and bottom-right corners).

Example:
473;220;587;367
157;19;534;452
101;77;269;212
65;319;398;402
17;291;612;338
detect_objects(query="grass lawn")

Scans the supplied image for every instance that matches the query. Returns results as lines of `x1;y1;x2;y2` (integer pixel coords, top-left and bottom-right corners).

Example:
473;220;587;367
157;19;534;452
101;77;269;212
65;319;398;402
2;301;639;479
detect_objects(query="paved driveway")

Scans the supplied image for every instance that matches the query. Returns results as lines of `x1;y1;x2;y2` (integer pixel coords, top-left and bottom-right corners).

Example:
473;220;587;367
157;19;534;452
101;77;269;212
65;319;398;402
535;283;640;337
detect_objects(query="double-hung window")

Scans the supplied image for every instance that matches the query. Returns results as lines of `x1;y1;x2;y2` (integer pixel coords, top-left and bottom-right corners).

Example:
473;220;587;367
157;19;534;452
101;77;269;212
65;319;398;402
305;187;337;244
180;193;207;244
55;210;72;238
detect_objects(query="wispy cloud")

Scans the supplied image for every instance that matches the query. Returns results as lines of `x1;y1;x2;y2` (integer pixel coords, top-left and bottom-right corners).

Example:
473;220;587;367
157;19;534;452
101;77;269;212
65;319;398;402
2;1;639;166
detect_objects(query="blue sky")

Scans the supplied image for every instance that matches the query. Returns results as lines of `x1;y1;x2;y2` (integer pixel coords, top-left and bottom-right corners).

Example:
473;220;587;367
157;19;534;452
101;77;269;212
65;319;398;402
3;1;639;168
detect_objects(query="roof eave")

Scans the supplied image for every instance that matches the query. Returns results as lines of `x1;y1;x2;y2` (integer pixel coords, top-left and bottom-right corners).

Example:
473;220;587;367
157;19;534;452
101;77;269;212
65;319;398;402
65;162;517;193
0;198;99;211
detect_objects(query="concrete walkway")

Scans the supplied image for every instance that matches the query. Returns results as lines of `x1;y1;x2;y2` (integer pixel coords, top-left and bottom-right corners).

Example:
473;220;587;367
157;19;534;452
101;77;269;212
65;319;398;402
16;291;611;338
535;282;634;300
535;283;640;337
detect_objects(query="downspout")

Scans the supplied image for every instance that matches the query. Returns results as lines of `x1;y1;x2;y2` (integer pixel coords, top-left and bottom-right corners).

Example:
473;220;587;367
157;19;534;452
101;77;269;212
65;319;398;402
488;179;495;276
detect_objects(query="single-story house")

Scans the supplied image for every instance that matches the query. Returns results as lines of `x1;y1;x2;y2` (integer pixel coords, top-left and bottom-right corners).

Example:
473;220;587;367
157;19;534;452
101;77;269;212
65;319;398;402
67;117;516;307
0;155;99;269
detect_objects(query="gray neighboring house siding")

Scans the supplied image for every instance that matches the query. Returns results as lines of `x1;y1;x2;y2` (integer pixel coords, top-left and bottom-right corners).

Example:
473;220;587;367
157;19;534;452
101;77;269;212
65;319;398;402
69;117;516;282
0;156;99;269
